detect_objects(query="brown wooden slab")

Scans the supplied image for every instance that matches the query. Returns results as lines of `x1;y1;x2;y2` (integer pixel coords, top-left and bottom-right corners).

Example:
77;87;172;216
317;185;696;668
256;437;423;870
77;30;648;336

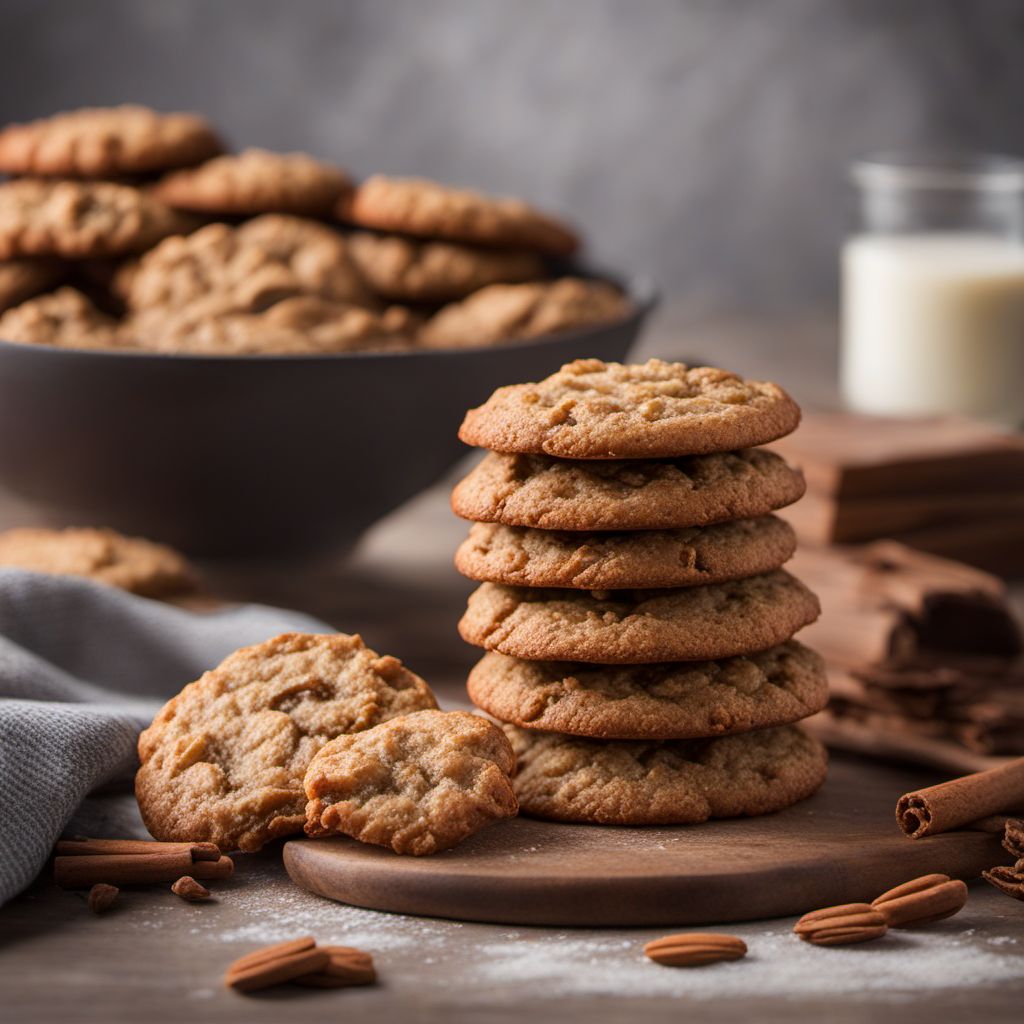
283;756;1005;927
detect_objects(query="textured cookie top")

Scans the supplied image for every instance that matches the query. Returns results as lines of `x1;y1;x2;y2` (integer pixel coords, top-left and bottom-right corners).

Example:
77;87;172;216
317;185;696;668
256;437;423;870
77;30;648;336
459;570;820;663
0;525;197;597
0;179;185;260
304;709;517;855
343;175;578;255
451;448;805;531
0;257;64;313
124;217;372;315
455;516;796;590
459;359;802;458
0;287;121;349
420;279;629;349
506;723;828;825
0;105;221;177
152;149;352;216
135;632;438;852
469;641;828;740
348;232;545;303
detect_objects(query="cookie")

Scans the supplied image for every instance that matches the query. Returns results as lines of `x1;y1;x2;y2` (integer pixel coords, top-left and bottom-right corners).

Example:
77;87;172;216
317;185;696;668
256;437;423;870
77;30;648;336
0;525;197;597
0;287;121;349
343;175;578;255
450;449;806;531
152;149;352;217
0;257;64;313
0;179;184;260
468;641;828;740
458;358;802;458
304;709;517;855
455;516;796;590
348;232;546;303
0;105;221;178
458;571;820;664
419;278;628;349
505;723;827;824
135;632;438;852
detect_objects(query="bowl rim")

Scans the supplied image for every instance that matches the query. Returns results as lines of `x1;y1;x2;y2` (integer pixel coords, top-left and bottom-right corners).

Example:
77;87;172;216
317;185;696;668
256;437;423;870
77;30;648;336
0;271;659;364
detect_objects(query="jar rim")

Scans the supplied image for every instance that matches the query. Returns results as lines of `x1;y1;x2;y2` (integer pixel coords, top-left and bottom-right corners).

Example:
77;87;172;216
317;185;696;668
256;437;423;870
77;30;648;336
852;151;1024;192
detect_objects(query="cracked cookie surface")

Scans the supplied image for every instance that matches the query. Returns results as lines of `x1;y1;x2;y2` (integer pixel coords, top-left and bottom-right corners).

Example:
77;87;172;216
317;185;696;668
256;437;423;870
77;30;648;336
455;516;796;590
506;723;827;824
459;358;801;458
136;633;437;852
469;641;827;740
0;287;121;349
451;448;805;531
304;709;517;855
459;571;820;664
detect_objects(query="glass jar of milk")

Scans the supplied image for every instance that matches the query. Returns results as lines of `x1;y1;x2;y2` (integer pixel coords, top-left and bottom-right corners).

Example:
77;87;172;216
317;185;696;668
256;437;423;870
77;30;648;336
842;154;1024;428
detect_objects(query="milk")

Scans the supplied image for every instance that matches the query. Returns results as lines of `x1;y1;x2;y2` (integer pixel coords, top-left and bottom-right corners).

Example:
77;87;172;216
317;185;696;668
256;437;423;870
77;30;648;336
842;233;1024;427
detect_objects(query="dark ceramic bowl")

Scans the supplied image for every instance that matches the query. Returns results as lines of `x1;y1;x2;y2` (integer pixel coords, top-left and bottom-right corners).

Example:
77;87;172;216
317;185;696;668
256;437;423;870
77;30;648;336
0;277;655;557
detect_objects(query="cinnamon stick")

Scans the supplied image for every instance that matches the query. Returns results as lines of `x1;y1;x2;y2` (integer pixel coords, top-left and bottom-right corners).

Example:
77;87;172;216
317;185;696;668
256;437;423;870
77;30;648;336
55;851;233;888
895;758;1024;838
55;838;220;861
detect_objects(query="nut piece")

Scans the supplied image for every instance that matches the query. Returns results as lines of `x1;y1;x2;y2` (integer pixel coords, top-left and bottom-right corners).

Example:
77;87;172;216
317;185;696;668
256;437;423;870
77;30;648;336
871;874;968;928
86;883;119;914
794;903;888;946
293;945;377;988
643;933;748;966
171;875;211;901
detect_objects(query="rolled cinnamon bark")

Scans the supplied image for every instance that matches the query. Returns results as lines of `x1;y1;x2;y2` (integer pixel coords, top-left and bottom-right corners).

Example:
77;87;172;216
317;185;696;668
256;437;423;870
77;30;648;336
55;838;220;861
896;758;1024;838
54;851;233;888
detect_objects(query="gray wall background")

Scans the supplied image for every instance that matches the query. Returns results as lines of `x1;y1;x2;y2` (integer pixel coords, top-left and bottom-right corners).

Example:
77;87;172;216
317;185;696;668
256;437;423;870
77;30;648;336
2;0;1022;313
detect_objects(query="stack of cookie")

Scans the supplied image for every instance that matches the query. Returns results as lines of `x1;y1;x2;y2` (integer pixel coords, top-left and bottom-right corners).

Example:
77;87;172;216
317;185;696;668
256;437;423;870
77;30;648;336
452;358;830;825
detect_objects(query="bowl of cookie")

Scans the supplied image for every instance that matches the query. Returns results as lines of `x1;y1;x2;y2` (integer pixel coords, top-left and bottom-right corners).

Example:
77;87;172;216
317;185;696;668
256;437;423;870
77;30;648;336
0;106;654;557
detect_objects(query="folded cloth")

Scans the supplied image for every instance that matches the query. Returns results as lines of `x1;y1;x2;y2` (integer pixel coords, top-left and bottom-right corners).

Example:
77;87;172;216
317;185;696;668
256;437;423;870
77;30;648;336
0;568;331;905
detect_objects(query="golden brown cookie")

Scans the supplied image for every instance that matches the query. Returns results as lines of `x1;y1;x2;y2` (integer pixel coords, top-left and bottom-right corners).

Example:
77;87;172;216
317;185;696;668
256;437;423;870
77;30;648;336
458;571;820;664
136;632;438;852
152;149;352;217
343;175;578;255
0;287;121;349
348;232;545;303
0;179;184;260
0;257;64;312
468;641;828;740
0;105;221;178
304;709;517;855
419;279;628;349
455;516;796;590
505;723;827;824
0;526;197;596
450;449;806;531
459;359;802;458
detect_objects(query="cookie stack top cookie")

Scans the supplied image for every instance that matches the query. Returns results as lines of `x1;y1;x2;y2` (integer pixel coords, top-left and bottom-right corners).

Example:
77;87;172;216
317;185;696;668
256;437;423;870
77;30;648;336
451;358;829;826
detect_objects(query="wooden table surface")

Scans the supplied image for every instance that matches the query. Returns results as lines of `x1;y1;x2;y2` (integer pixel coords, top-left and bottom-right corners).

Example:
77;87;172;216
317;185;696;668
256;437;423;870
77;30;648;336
2;312;1023;1023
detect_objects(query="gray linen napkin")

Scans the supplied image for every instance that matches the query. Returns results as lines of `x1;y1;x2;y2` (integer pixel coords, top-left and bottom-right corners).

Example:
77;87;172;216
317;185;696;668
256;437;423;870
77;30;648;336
0;568;332;905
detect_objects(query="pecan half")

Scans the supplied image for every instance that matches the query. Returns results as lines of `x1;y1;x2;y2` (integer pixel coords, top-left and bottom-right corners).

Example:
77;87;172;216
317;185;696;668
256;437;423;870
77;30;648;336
644;933;747;966
794;903;887;946
171;875;211;901
86;883;118;914
293;945;376;987
871;874;968;927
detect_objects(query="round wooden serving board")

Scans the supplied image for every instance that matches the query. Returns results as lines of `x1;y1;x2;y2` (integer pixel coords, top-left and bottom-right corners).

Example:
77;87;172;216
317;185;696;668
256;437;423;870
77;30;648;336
283;755;1005;927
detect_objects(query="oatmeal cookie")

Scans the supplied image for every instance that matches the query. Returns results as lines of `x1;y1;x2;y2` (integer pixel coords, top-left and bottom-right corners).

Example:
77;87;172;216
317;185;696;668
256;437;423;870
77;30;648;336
0;525;197;597
343;175;578;255
304;709;517;855
135;633;438;852
458;571;821;664
152;149;352;217
0;257;64;312
455;516;796;590
420;279;628;349
459;359;802;458
0;287;120;349
505;723;828;824
0;105;221;178
450;449;806;531
468;641;828;740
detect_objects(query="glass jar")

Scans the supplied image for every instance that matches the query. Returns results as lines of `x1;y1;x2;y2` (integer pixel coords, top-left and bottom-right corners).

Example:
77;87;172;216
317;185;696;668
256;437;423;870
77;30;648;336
841;153;1024;428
